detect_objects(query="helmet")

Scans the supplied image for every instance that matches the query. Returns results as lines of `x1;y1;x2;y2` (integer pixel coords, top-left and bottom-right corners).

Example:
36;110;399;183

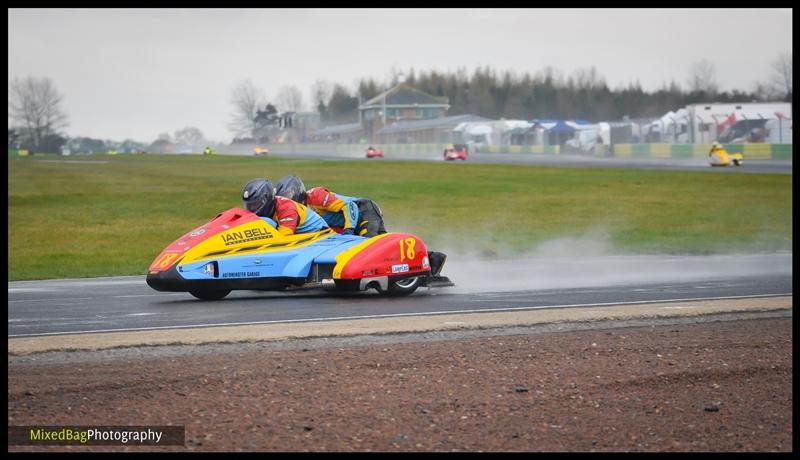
241;178;275;216
275;175;306;203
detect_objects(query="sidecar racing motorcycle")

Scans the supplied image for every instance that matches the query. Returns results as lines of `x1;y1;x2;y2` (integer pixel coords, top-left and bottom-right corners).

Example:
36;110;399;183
146;208;453;300
709;143;743;167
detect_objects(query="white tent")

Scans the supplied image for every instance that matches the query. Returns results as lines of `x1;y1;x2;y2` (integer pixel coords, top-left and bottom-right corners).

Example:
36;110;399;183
461;124;493;136
646;109;690;142
453;120;532;146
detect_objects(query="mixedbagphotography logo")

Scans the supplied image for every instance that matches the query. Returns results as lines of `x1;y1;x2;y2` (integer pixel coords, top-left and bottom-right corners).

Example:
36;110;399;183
8;426;185;446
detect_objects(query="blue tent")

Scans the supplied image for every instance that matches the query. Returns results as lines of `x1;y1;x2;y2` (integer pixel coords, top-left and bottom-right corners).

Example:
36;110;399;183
529;119;592;134
548;121;576;135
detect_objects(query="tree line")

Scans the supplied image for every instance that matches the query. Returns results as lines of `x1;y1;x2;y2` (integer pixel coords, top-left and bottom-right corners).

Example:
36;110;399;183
8;53;792;151
310;54;791;125
229;54;791;137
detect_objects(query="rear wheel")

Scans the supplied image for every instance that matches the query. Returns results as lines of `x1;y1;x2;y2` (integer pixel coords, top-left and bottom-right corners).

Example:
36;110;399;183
189;289;231;300
383;276;421;297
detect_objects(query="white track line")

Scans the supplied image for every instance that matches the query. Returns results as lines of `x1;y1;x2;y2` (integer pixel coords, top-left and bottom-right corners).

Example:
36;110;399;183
7;293;791;338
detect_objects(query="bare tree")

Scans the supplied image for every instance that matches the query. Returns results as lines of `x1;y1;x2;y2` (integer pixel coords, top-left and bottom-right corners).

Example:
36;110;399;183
572;66;607;90
276;85;304;112
752;52;792;101
310;80;332;113
769;51;792;99
228;79;265;138
8;76;69;149
687;59;719;95
174;126;206;149
752;81;771;101
387;64;405;86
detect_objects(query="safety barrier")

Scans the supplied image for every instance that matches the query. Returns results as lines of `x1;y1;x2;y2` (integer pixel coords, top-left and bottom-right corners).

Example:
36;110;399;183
484;145;560;154
613;144;792;160
336;144;451;156
335;144;561;155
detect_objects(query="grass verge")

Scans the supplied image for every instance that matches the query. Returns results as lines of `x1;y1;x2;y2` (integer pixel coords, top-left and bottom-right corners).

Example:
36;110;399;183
8;154;792;280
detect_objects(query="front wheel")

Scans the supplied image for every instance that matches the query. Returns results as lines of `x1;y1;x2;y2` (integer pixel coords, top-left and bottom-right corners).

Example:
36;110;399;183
383;276;421;297
189;289;231;300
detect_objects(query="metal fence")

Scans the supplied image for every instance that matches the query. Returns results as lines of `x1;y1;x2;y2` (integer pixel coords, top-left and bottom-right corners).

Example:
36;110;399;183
636;116;792;145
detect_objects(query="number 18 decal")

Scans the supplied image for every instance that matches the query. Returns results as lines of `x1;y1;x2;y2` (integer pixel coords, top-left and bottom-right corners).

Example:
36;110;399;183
399;237;416;262
157;252;178;268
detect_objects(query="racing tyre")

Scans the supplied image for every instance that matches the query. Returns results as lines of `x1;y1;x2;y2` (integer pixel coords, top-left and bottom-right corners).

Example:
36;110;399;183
189;289;231;300
384;276;421;297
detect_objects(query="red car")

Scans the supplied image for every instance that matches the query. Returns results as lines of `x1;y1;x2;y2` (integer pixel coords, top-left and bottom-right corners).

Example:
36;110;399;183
366;146;384;158
444;144;468;161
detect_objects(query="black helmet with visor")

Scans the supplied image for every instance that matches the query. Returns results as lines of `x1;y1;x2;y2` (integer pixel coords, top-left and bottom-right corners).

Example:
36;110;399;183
242;178;275;216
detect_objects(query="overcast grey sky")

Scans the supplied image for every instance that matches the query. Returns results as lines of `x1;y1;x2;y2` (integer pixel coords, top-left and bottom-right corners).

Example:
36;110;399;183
8;8;792;143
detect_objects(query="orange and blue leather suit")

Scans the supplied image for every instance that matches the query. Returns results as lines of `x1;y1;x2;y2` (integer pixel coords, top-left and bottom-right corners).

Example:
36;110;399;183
270;195;329;236
305;187;360;233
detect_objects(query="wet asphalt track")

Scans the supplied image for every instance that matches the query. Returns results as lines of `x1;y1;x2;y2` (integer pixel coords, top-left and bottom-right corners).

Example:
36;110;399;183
8;272;792;337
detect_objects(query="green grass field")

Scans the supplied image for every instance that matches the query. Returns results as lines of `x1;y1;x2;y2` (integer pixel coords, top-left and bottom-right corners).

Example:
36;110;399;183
8;154;792;281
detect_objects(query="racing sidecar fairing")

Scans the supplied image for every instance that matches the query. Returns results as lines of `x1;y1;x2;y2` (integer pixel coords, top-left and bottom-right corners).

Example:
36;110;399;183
709;150;744;167
146;208;453;300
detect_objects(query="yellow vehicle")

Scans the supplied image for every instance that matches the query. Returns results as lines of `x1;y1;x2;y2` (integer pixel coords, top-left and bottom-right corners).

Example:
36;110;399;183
709;142;743;167
203;146;216;155
253;146;269;156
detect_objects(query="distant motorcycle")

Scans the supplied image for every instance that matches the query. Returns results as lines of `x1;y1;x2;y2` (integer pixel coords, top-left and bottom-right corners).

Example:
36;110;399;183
444;144;468;161
366;146;384;158
709;146;743;167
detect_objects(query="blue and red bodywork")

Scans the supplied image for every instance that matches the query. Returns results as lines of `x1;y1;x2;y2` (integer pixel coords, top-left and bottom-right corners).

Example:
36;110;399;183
146;208;434;297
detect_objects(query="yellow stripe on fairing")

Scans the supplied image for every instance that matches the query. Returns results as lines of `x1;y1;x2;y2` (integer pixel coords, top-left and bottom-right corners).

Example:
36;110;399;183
181;220;332;264
332;233;393;279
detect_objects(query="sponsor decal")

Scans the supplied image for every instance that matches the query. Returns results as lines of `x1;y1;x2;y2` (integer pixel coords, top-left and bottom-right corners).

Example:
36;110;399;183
189;228;206;237
220;228;273;246
391;264;409;273
222;271;261;278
